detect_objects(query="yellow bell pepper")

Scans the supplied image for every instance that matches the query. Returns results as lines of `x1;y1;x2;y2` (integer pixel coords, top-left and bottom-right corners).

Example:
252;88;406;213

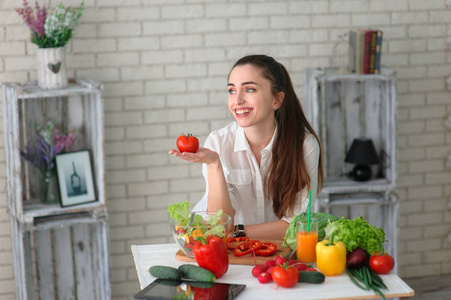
184;230;204;244
183;233;190;244
316;231;346;276
191;229;204;238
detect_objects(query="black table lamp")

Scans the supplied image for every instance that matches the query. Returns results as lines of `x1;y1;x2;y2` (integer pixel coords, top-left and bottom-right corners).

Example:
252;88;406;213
345;138;380;181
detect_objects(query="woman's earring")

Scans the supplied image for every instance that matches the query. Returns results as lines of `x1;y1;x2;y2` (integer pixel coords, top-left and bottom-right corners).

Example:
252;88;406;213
272;108;276;111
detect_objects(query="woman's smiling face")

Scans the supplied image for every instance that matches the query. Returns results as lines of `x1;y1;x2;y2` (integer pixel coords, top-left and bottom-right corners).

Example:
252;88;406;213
227;64;280;129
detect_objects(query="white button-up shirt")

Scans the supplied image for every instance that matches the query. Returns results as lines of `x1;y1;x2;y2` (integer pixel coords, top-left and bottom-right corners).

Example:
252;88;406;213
193;122;319;225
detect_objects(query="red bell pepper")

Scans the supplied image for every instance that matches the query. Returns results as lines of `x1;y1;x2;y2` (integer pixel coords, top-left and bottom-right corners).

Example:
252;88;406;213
193;236;229;279
233;240;262;257
226;237;249;250
185;236;197;249
194;283;230;300
255;242;277;257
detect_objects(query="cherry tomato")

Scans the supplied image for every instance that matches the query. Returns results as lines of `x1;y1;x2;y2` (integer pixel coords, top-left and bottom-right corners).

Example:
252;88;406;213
176;133;199;153
271;265;299;288
369;252;395;274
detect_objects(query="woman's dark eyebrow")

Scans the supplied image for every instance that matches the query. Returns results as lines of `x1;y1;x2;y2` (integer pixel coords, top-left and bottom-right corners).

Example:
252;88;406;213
227;81;261;87
241;81;260;86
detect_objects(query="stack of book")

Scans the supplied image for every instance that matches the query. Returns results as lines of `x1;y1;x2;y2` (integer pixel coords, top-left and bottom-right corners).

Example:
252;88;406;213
348;29;383;74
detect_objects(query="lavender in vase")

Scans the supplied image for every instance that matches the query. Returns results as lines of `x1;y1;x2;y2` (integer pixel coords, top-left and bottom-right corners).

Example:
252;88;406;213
20;120;77;204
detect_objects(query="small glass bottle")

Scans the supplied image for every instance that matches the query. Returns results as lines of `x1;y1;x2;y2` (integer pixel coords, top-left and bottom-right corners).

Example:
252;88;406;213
331;33;352;74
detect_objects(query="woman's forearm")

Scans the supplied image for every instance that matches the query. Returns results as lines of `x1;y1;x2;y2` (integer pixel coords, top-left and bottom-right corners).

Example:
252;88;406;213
243;220;289;240
206;160;234;220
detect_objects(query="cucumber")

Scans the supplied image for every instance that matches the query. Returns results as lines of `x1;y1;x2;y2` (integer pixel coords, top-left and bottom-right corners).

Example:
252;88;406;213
154;278;183;286
298;271;326;284
178;264;216;283
188;281;215;289
149;265;182;280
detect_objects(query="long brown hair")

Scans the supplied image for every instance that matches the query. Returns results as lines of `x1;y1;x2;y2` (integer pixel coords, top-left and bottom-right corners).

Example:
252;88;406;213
231;55;324;218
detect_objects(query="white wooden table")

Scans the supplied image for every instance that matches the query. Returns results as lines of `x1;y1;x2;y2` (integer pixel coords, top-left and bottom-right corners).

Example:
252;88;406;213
132;243;414;300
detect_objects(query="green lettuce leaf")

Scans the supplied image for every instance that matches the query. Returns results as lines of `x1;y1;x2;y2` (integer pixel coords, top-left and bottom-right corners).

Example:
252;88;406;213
167;201;192;226
207;209;223;226
191;214;205;228
202;210;225;237
204;224;226;238
325;216;386;255
324;219;338;237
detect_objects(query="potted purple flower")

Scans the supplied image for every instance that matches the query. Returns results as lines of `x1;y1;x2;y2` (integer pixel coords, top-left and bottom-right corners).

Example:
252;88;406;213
16;1;84;89
20;121;77;204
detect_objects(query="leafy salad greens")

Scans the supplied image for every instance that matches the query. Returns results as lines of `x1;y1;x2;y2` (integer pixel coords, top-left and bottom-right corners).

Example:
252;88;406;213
168;201;226;238
324;216;386;255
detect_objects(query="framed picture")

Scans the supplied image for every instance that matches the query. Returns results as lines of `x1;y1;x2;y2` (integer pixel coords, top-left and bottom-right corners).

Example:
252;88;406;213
55;150;97;207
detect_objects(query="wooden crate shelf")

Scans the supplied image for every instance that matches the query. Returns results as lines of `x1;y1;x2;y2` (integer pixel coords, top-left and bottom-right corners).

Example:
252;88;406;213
2;79;110;300
305;68;399;274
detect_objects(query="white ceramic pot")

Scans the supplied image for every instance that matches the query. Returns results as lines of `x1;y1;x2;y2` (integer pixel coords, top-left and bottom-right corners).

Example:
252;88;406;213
36;46;68;90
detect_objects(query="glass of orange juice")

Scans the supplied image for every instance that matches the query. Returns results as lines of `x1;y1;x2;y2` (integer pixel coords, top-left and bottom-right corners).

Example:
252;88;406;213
296;218;319;264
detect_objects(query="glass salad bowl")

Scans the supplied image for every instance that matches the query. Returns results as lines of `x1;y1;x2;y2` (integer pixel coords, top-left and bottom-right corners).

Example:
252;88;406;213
169;210;233;258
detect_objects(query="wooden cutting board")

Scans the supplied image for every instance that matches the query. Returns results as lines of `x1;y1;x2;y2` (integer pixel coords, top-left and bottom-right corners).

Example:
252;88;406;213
175;239;291;265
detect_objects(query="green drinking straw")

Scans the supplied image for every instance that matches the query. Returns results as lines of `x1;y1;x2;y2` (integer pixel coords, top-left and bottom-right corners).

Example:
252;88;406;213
307;190;312;233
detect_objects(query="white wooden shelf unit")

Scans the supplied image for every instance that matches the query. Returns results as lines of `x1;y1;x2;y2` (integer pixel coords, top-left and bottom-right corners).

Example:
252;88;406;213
2;79;110;300
304;68;399;273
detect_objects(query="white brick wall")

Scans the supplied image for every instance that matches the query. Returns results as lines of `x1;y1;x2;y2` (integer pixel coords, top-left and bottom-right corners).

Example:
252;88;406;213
0;0;451;298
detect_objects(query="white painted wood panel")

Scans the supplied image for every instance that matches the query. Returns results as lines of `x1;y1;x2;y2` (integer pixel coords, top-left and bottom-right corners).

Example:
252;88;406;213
73;224;96;299
23;230;35;300
35;229;55;300
54;226;76;300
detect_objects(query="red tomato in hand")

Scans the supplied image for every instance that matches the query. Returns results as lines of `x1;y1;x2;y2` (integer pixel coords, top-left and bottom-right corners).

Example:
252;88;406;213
369;252;395;274
271;265;299;288
176;133;199;153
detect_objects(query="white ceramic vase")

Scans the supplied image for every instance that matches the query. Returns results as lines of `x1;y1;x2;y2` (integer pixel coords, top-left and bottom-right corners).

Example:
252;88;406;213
36;46;68;90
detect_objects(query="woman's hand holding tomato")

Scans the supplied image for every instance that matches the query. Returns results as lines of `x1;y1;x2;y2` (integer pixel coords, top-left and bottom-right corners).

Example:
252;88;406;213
169;147;220;165
169;133;220;165
369;252;395;274
169;133;224;165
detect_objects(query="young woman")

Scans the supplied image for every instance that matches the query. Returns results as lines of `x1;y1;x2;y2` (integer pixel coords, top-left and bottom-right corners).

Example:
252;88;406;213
169;55;323;240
